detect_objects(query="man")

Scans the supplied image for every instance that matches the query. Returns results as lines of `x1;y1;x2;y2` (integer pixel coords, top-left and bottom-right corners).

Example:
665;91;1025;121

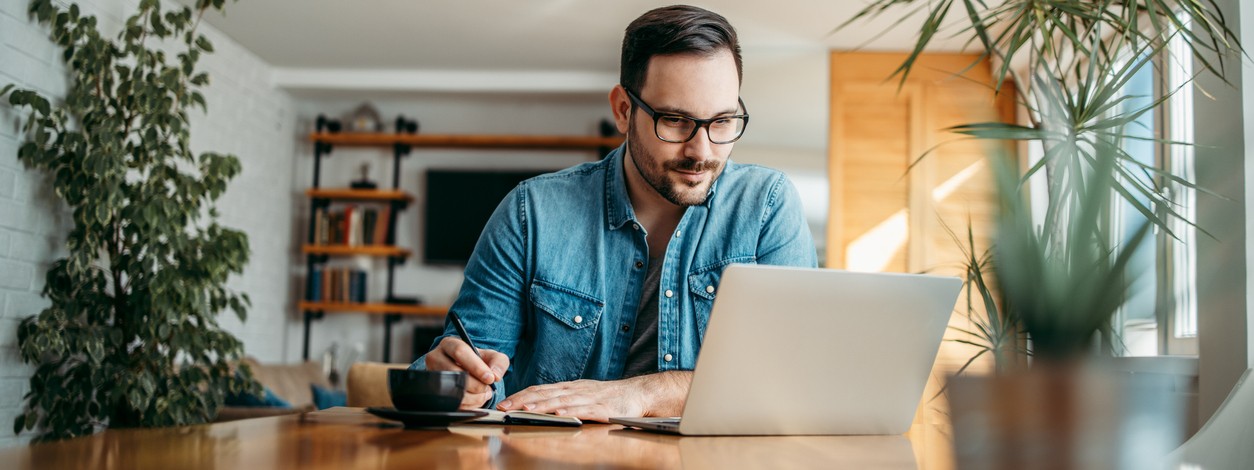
411;5;816;422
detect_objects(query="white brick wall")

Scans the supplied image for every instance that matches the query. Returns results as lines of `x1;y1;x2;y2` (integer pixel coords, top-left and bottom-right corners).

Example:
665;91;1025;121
0;0;294;448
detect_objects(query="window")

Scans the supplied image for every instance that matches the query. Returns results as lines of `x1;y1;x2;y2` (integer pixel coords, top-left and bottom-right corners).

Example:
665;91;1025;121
1112;27;1198;357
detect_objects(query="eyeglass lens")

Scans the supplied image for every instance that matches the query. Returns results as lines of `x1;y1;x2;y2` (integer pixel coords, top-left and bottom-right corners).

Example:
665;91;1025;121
656;115;747;144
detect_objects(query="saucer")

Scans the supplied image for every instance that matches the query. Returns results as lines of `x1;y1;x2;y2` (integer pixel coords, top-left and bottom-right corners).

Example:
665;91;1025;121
366;407;488;428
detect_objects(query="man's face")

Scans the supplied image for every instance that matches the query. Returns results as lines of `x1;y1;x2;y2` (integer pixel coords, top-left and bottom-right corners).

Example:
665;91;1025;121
625;49;741;207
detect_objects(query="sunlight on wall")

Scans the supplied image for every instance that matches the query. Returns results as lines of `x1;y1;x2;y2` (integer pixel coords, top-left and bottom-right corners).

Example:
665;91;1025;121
846;209;908;272
844;160;987;272
932;160;985;202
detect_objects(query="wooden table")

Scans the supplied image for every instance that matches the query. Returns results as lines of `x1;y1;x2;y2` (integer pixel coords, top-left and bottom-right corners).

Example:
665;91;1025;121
0;407;954;469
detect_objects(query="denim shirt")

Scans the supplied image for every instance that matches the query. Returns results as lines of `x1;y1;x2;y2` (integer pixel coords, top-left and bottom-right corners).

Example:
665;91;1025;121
411;145;817;407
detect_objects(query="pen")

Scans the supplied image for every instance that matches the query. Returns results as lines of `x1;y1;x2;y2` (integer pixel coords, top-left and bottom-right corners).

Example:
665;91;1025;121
448;310;497;392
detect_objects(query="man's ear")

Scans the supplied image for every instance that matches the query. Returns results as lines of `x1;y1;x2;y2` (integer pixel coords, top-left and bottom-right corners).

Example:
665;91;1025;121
609;85;632;135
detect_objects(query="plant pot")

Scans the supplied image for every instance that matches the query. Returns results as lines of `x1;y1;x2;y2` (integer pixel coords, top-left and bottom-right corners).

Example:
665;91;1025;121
948;362;1184;470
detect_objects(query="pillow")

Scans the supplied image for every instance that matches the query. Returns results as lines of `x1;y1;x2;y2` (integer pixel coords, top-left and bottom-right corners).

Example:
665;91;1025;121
311;384;347;410
225;386;291;408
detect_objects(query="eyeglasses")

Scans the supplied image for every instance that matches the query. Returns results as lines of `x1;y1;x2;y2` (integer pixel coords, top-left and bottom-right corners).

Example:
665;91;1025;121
623;87;749;144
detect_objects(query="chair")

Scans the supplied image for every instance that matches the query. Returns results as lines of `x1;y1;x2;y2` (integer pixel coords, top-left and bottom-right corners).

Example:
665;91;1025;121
1168;368;1254;469
346;361;410;407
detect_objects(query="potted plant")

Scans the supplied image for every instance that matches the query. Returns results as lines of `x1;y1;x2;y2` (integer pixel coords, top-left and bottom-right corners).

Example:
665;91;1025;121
2;0;258;441
937;221;1026;381
841;0;1242;466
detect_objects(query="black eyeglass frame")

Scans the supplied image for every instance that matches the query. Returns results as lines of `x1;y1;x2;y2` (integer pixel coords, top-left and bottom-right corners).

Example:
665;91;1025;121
623;87;750;144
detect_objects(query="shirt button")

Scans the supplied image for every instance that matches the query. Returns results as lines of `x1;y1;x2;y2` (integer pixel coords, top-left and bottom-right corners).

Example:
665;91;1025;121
634;260;644;269
664;289;674;298
675;230;682;238
621;324;630;332
573;315;583;324
706;285;715;294
664;354;673;362
632;223;640;231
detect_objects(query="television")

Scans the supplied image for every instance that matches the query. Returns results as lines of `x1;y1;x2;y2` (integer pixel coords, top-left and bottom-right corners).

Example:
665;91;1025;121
423;169;550;265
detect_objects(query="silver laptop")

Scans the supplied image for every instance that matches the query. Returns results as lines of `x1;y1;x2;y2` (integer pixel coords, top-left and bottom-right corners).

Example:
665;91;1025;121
610;264;960;435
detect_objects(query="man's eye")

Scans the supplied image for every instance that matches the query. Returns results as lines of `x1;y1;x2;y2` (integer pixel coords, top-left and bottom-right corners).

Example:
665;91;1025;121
659;116;690;127
711;118;733;128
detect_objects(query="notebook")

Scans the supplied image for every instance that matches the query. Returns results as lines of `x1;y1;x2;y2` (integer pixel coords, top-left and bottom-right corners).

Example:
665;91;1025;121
610;265;960;435
469;409;583;427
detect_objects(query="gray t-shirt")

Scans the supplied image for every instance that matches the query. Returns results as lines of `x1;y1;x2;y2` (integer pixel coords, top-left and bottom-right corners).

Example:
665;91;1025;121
621;256;662;378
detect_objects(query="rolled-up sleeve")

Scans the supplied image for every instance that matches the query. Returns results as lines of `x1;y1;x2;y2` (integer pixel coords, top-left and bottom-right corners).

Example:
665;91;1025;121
411;184;530;409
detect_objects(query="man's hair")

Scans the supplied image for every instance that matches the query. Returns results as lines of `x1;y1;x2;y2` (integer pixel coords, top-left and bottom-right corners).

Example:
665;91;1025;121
620;5;742;94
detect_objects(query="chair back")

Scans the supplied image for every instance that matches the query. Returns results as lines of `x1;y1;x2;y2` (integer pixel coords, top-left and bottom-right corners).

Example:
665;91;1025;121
346;362;410;408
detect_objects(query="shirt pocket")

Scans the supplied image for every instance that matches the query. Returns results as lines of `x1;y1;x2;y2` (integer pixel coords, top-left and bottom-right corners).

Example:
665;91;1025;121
529;279;605;383
688;257;756;340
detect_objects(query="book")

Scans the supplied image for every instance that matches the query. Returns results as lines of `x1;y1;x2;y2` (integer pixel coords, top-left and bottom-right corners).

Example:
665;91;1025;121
313;208;327;245
351;270;367;303
307;266;323;302
375;207;391;245
467;409;582;427
362;208;377;245
345;205;360;246
328;213;343;245
325;267;333;302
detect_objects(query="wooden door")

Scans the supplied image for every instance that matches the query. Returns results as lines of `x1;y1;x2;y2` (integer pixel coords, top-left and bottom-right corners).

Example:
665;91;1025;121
828;52;1017;427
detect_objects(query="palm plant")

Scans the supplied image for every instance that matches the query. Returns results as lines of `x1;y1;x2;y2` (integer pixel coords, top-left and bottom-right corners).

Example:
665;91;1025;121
939;220;1026;377
842;0;1242;360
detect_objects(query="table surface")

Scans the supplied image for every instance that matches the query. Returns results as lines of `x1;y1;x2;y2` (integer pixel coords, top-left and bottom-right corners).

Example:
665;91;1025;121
0;407;955;469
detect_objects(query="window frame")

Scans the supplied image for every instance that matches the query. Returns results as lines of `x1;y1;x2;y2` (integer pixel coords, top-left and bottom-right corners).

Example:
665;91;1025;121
1107;15;1199;357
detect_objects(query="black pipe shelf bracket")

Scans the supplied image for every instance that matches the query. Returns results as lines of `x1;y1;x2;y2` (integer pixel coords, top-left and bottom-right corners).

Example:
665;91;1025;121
302;113;421;362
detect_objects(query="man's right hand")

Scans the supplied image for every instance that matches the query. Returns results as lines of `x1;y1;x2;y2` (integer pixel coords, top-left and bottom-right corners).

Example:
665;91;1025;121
424;336;510;409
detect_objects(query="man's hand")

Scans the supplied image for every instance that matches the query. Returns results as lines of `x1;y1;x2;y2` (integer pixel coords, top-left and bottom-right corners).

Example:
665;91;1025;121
497;371;692;422
424;336;510;409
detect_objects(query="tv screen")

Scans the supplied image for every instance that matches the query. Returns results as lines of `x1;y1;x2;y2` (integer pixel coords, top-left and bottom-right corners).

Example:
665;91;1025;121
424;169;549;265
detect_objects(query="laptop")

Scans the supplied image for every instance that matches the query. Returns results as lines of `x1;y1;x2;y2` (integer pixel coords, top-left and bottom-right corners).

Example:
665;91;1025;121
609;264;960;435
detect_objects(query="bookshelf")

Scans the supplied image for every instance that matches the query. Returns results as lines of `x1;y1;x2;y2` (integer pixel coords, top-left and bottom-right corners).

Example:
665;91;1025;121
300;114;624;362
301;115;436;363
298;301;450;316
302;245;412;257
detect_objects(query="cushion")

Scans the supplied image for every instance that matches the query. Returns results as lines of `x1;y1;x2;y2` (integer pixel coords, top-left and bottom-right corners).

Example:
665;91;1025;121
310;384;347;410
242;357;331;409
224;385;292;408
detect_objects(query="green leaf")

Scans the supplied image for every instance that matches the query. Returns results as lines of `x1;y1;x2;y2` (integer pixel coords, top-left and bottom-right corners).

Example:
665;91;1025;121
95;203;109;225
194;36;213;53
190;92;206;111
31;94;51;116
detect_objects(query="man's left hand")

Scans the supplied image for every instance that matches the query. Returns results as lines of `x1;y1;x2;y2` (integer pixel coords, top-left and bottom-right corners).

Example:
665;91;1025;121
497;371;691;422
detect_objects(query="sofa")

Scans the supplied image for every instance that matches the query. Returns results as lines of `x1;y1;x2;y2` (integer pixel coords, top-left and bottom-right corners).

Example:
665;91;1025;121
214;357;329;422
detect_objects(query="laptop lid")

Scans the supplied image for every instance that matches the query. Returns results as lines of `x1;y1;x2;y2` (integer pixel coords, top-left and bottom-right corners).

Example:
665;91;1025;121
675;264;960;435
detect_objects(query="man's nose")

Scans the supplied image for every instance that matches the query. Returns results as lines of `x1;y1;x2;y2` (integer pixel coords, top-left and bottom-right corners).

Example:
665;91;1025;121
682;126;716;161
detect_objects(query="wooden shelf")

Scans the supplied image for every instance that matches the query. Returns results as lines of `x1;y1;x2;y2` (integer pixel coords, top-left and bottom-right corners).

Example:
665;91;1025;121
307;188;414;202
300;301;448;316
308;132;624;151
303;244;411;257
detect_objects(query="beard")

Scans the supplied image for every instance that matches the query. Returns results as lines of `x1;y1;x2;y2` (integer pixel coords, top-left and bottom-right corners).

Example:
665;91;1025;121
627;120;725;207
